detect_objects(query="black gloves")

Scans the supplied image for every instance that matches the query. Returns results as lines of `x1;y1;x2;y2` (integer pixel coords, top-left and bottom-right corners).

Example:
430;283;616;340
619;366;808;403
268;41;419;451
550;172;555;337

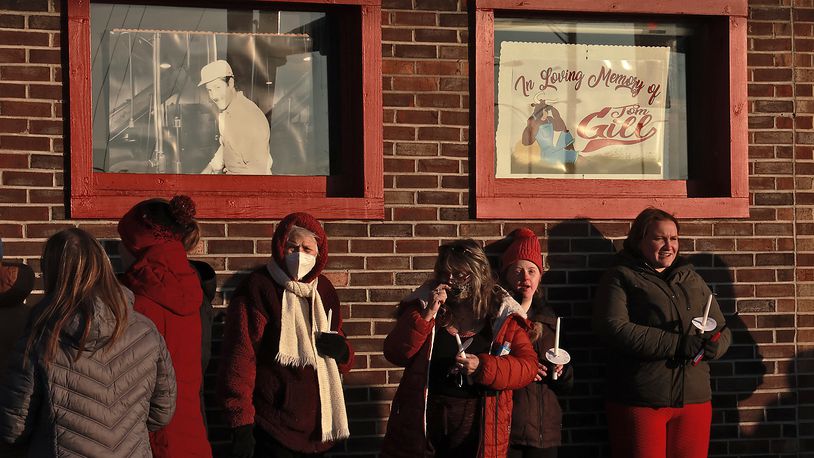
703;337;720;360
678;333;706;359
316;332;350;363
230;424;255;458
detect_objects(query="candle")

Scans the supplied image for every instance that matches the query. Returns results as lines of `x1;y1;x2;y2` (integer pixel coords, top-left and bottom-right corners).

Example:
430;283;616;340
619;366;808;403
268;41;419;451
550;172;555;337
554;317;561;357
327;309;333;330
701;294;712;329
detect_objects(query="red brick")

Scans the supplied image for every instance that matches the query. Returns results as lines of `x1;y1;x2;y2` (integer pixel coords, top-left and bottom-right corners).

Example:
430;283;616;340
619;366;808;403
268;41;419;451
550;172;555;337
28;189;61;203
414;28;458;43
382;59;415;75
0;65;51;82
393;207;437;221
416;93;460;108
416;60;462;75
325;223;368;237
0;188;25;203
395;109;439;124
0;152;27;167
369;224;413;237
0;30;49;46
223;223;273;238
395;175;437;188
28;48;60;64
382;27;413;42
350;272;394;286
28;84;61;100
207;240;254;254
392;12;436;26
0;48;25;64
27;14;59;30
417;190;459;205
384;125;415;140
0;224;23;238
351;239;394;253
396;239;439;253
29;154;61;169
0;206;48;220
439;13;467;27
0;101;51;118
417;158;458;173
384;158;416;173
0;135;50;151
366;256;410;270
418;127;461;141
415;0;458;11
394;142;438;156
383;92;415;107
440;45;467;59
393;44;437;58
2;171;51;186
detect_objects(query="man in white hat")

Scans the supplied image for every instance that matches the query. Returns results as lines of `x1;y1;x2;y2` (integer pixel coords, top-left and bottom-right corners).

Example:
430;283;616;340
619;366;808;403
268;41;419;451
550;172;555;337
199;60;272;174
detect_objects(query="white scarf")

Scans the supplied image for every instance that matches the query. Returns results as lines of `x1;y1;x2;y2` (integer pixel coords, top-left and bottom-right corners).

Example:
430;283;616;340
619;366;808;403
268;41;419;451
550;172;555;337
266;261;350;442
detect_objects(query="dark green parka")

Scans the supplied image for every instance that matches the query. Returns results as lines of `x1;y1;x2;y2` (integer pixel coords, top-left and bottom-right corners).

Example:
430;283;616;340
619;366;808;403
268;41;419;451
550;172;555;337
592;251;731;407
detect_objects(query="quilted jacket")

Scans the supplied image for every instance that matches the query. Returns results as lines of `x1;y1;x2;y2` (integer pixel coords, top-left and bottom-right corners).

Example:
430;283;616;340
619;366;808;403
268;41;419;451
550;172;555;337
381;289;537;458
0;289;177;457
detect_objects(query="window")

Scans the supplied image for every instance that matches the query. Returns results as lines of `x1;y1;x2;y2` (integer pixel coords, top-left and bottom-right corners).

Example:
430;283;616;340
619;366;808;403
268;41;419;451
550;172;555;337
474;0;748;219
68;0;382;219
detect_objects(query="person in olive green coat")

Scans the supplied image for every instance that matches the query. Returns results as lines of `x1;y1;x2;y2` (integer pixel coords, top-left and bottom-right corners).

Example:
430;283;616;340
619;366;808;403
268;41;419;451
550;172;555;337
592;208;731;458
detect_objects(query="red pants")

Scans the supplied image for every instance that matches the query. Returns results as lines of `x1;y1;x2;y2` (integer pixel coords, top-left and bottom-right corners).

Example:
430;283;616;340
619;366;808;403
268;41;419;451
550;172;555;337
605;401;712;458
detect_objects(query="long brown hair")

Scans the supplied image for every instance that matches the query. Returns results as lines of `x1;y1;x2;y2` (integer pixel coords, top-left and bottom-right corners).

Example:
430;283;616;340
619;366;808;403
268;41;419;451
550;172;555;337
26;229;128;365
435;239;500;322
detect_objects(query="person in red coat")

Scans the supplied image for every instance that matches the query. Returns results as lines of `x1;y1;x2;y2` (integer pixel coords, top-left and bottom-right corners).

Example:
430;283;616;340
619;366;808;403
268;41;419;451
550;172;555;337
117;195;211;458
381;239;538;458
217;212;354;458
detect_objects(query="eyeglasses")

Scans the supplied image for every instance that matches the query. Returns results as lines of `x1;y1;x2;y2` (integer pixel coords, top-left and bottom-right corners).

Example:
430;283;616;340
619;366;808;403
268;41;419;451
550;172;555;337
438;271;471;283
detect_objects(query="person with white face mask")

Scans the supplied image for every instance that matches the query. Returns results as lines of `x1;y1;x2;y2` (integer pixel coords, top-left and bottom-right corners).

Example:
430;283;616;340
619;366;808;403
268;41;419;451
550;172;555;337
217;212;353;458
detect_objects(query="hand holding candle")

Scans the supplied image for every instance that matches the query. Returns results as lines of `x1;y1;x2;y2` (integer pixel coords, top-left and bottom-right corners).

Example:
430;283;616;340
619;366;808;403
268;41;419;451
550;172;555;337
691;294;717;333
545;317;570;381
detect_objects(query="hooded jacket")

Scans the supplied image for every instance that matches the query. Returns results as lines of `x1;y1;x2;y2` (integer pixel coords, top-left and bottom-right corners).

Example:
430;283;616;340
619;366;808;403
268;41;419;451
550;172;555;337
0;290;177;457
509;300;573;450
592;251;732;407
190;260;217;426
121;241;210;457
381;288;537;458
217;212;355;453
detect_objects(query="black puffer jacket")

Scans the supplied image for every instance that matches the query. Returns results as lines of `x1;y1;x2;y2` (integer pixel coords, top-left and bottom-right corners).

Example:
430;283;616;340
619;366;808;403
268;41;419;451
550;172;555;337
510;300;573;449
592;251;731;407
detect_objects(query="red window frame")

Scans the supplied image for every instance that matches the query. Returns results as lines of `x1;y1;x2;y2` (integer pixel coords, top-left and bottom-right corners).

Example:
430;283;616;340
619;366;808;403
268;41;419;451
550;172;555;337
474;0;749;219
67;0;383;219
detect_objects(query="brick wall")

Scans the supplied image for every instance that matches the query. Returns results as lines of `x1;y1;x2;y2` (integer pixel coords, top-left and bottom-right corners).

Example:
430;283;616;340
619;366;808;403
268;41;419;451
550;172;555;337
0;0;811;456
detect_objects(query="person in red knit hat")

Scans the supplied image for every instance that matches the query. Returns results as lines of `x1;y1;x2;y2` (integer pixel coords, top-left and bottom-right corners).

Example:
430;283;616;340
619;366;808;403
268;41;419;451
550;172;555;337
217;212;354;458
117;195;212;457
500;228;573;458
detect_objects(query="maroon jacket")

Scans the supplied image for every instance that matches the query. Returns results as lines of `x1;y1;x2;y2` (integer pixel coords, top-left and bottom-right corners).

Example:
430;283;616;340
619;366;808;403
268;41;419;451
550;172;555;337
510;300;573;450
121;241;210;458
217;212;354;453
381;292;537;458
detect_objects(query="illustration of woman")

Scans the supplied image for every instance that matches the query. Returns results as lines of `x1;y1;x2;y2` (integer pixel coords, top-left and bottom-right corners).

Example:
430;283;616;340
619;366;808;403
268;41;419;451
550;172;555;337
520;100;577;174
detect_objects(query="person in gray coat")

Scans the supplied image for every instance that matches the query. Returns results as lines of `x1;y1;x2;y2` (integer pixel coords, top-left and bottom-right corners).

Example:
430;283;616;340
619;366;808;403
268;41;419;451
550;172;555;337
0;228;177;457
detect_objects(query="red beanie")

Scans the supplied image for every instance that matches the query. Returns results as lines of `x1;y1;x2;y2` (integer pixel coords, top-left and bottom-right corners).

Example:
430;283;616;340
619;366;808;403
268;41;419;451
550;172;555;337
272;212;329;283
500;227;543;273
117;196;196;255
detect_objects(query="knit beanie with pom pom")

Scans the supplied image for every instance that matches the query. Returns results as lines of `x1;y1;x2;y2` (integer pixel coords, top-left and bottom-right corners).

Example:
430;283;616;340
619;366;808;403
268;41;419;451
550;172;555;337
500;227;543;273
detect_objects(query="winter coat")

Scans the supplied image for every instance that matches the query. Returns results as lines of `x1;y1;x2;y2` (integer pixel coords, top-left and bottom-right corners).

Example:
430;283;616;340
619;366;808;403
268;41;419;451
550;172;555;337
510;300;573;449
0;290;177;457
122;241;211;457
381;290;538;458
190;260;216;426
217;212;354;454
217;269;354;453
0;261;34;458
592;251;732;407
